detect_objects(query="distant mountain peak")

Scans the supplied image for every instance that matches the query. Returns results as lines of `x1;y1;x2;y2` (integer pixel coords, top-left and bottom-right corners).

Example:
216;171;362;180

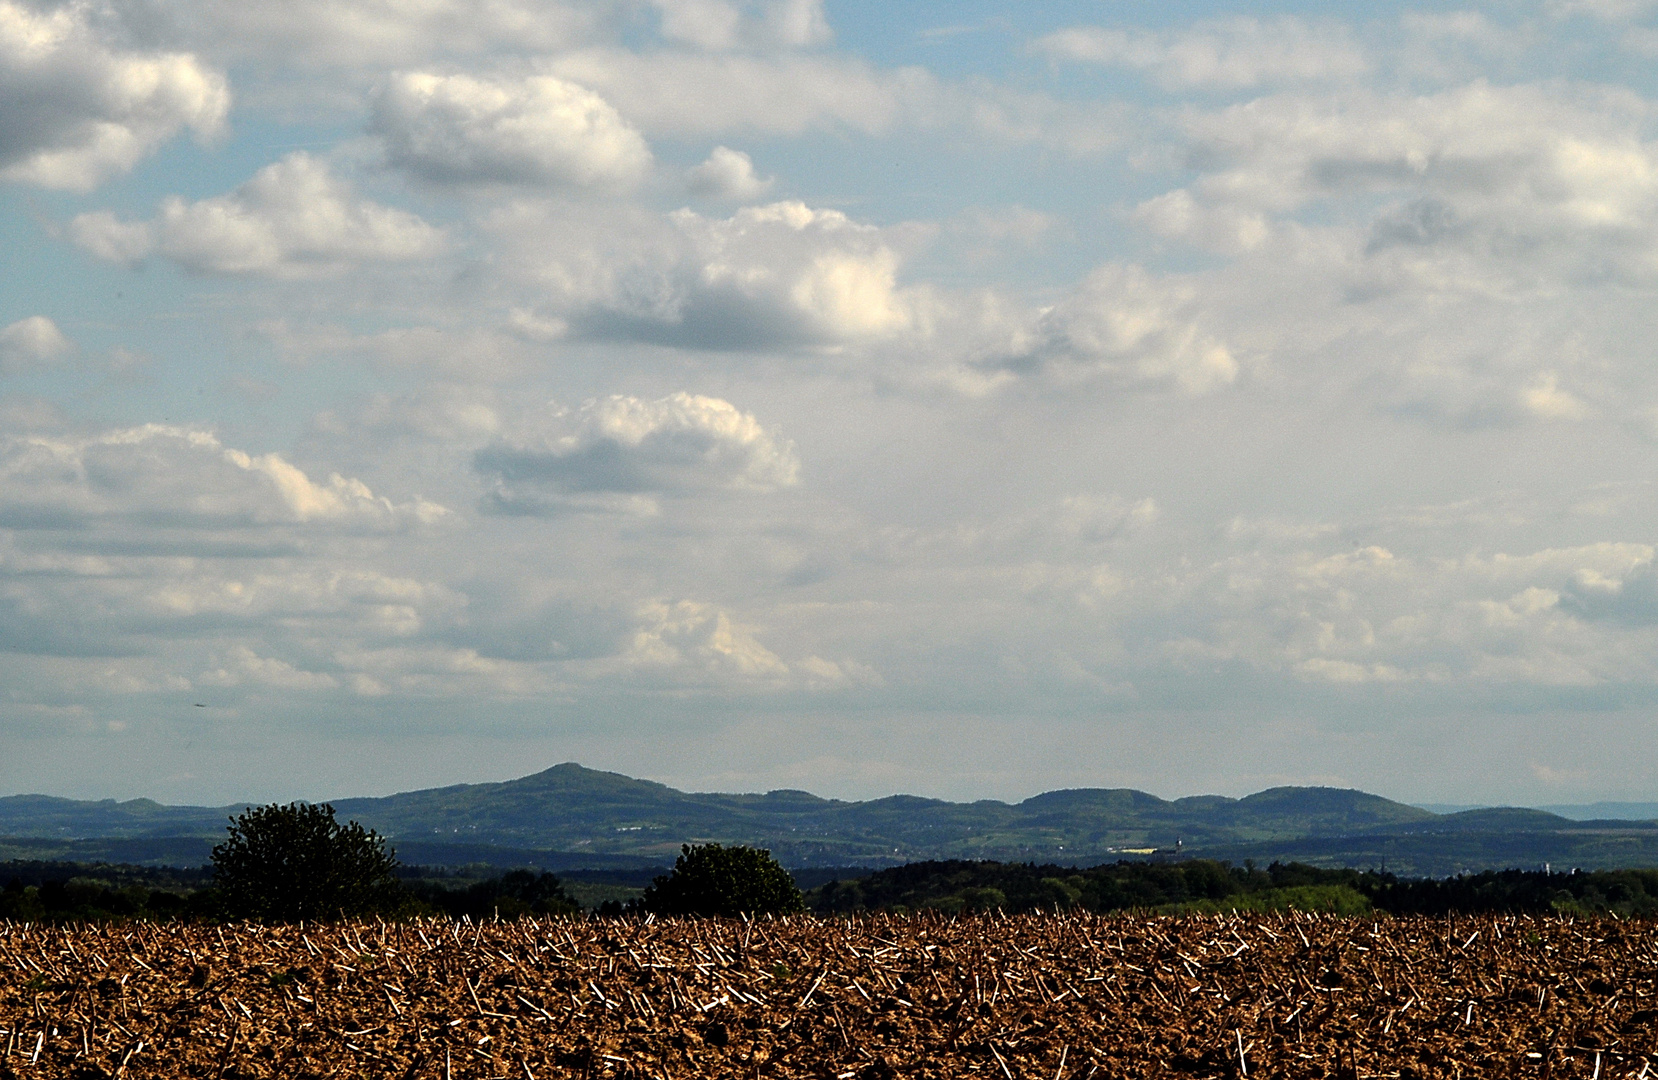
4;766;1652;876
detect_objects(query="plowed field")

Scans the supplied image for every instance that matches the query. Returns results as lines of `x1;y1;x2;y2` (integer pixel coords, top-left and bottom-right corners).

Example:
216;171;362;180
1;913;1654;1078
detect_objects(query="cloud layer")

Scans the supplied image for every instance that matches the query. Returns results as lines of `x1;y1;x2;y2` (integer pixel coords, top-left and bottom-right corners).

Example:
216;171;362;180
1034;18;1369;90
11;1;1658;806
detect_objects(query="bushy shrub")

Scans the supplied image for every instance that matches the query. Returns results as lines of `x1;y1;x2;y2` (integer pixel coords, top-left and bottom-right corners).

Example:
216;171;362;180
211;802;402;922
637;843;803;917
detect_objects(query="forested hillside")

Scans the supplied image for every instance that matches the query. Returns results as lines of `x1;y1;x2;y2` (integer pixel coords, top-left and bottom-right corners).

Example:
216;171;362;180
4;763;1656;873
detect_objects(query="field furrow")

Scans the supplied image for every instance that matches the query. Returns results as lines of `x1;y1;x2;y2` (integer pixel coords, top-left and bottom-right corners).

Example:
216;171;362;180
0;913;1653;1078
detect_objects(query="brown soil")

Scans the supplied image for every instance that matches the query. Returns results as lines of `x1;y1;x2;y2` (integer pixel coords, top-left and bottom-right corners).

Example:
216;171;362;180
0;913;1653;1078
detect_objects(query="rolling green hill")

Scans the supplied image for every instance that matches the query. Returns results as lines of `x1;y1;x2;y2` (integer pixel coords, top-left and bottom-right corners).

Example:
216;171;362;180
0;794;231;838
3;762;1654;873
0;764;1448;865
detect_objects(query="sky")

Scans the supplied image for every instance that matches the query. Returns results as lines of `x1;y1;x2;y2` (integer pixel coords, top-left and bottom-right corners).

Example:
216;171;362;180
5;0;1658;808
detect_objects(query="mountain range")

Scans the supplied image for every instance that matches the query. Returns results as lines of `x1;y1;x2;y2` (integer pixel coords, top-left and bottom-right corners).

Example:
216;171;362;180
3;763;1657;878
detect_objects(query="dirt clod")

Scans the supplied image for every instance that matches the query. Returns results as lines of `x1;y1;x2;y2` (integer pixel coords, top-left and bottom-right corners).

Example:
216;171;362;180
0;913;1653;1077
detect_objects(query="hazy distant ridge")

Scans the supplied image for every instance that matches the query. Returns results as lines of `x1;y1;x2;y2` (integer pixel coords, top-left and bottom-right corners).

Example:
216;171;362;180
1421;802;1658;822
4;763;1656;875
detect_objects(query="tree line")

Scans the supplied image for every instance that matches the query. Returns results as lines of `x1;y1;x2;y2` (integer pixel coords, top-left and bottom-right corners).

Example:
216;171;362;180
6;801;1658;923
2;803;803;923
809;858;1658;917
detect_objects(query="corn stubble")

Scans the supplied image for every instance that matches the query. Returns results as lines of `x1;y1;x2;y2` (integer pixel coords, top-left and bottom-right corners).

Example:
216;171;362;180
0;912;1654;1078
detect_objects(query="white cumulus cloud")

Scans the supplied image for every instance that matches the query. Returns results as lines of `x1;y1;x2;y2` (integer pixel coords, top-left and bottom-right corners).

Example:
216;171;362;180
588;597;866;691
0;424;446;533
626;598;790;679
983;264;1238;392
69;153;443;278
0;315;71;374
0;0;228;190
1149;82;1658;288
198;646;340;691
1145;535;1658;691
493;199;915;349
372;71;652;189
687;145;772;199
475;392;799;514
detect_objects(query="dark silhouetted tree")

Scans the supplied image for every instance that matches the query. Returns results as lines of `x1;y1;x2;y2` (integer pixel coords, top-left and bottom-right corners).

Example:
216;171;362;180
637;843;803;917
211;802;402;922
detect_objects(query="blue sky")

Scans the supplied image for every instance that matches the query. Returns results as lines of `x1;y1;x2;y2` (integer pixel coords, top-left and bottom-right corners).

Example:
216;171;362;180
5;0;1658;807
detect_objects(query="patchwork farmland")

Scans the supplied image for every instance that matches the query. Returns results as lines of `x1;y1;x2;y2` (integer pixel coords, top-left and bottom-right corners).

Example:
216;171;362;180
0;913;1653;1078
